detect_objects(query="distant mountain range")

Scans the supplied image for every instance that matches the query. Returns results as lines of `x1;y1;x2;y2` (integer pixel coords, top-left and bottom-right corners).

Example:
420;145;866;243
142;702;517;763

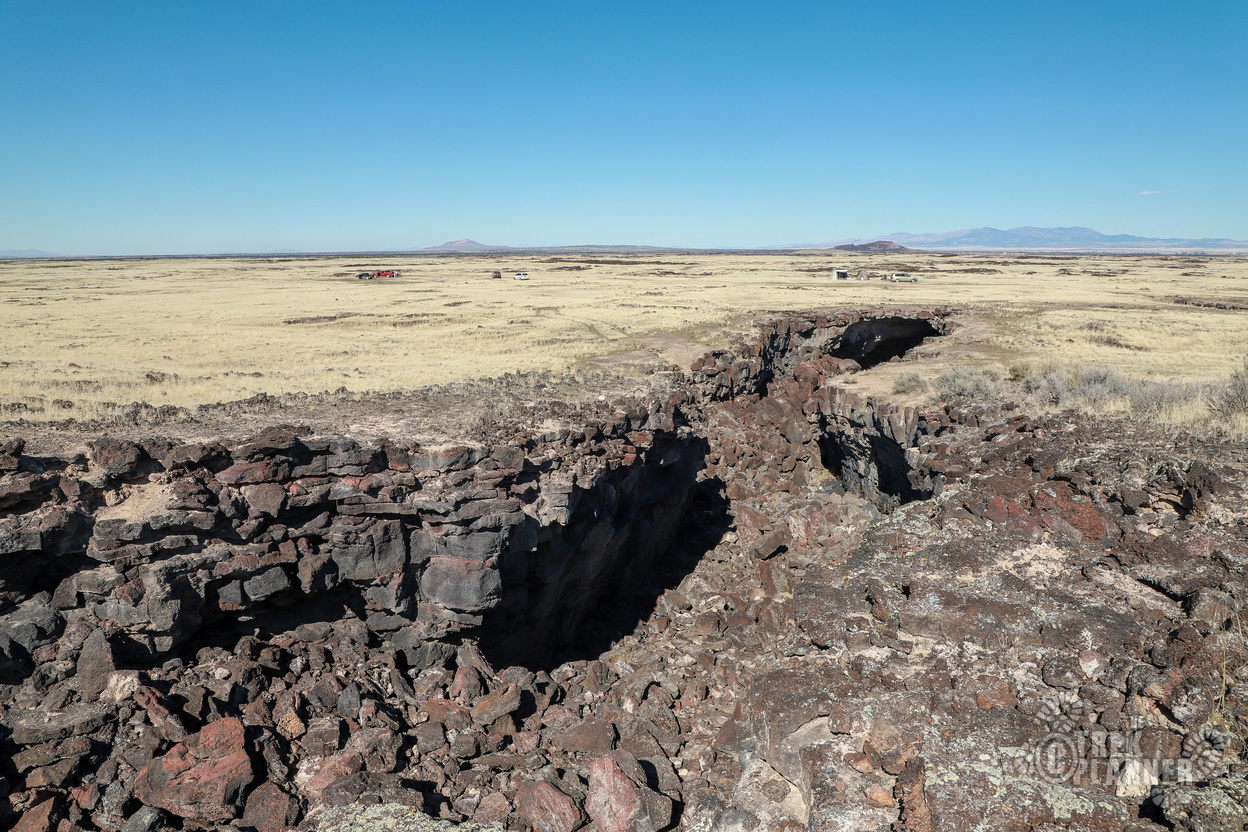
428;230;1248;254
807;227;1248;252
5;227;1245;259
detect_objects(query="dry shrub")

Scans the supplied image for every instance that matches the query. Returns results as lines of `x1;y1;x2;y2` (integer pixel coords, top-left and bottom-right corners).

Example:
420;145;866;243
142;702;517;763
1205;361;1248;420
932;367;1001;400
1130;380;1202;421
892;372;926;394
1017;365;1129;409
1017;365;1069;405
1072;366;1132;406
1007;358;1248;440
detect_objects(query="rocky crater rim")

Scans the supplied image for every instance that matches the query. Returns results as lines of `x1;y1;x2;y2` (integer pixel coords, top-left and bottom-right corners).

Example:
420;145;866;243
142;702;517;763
42;305;1248;832
0;308;951;667
4;304;1247;831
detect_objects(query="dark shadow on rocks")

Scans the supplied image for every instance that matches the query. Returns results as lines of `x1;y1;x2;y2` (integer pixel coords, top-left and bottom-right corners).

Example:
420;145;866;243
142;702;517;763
1135;793;1171;827
543;478;731;672
478;438;727;672
818;430;930;511
165;591;367;669
830;317;939;369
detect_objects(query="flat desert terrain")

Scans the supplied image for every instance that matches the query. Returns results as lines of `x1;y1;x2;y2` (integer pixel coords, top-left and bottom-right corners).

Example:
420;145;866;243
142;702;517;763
2;250;1247;443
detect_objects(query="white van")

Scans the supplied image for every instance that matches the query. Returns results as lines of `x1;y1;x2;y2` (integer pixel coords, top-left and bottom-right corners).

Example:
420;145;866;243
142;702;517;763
514;272;530;281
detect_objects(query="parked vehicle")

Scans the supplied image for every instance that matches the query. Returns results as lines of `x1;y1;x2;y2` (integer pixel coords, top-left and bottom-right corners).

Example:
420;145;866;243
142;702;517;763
514;272;530;280
491;271;502;279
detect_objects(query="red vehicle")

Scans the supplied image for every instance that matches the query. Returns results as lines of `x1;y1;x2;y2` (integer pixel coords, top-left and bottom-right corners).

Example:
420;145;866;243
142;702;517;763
355;270;402;280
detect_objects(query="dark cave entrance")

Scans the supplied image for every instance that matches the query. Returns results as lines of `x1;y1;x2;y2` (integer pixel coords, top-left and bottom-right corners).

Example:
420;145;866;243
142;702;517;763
476;436;729;672
830;317;940;369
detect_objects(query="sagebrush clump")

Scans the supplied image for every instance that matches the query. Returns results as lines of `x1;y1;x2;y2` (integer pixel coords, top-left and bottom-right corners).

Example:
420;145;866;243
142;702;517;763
1205;361;1248;420
1131;380;1202;421
892;372;926;394
932;367;1001;400
1013;364;1129;408
1071;366;1131;406
1005;359;1247;440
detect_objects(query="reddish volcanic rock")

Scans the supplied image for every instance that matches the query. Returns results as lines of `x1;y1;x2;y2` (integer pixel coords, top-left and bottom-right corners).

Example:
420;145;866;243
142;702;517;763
294;753;363;804
133;717;255;823
586;750;672;832
88;437;145;478
554;717;617;756
242;482;287;517
470;681;521;725
474;792;512;823
515;780;583;832
12;797;63;832
893;756;934;832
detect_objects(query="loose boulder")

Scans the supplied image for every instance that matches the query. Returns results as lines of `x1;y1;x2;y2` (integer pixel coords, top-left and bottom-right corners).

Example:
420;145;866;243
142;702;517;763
133;717;255;823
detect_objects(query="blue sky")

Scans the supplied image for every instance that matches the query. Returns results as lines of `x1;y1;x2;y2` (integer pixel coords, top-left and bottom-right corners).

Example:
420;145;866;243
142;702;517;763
1;0;1245;254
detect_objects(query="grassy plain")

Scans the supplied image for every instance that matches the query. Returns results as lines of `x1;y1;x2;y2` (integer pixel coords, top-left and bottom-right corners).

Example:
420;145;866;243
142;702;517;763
1;250;1247;437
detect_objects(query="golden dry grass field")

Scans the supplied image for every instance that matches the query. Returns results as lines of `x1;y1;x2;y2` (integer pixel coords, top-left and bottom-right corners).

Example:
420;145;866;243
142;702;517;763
2;250;1247;435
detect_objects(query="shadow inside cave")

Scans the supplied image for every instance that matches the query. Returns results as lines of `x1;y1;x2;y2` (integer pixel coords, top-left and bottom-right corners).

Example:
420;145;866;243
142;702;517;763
830;317;940;369
818;429;931;511
477;441;731;673
528;478;731;673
